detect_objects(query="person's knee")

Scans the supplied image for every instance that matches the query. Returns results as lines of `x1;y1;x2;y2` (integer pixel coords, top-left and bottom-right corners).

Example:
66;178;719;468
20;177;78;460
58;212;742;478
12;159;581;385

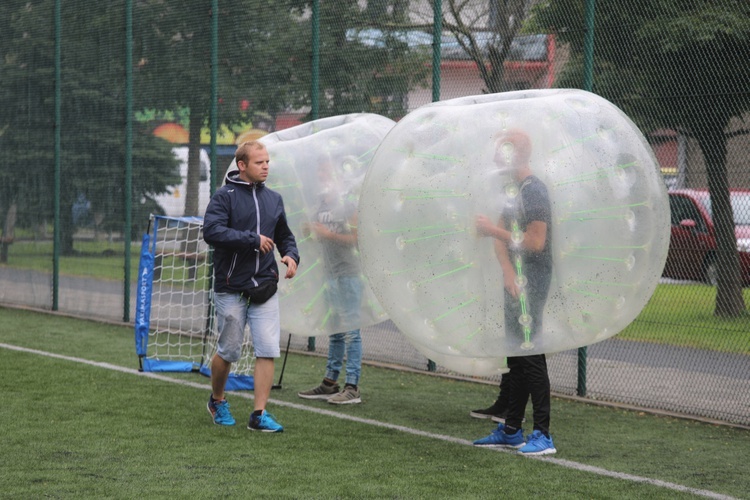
345;329;361;343
217;344;242;363
213;352;230;364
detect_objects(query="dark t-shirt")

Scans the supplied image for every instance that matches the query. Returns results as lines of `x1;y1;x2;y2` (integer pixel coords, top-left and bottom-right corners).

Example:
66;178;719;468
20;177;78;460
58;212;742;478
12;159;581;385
502;175;552;272
502;174;552;340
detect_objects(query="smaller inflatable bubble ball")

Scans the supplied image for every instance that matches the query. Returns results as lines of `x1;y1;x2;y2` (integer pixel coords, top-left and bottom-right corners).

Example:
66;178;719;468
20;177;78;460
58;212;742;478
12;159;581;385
242;113;396;336
357;89;669;376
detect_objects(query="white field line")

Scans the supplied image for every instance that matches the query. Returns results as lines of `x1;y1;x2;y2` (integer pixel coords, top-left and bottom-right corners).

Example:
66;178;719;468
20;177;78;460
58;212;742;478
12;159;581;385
0;342;738;500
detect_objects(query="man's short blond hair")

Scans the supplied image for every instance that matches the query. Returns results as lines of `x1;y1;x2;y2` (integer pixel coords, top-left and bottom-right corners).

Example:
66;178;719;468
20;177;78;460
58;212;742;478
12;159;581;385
235;140;266;165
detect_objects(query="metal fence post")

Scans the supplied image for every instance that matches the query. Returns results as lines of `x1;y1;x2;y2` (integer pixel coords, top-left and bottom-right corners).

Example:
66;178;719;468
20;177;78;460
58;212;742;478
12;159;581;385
577;0;596;397
124;0;134;322
53;0;62;312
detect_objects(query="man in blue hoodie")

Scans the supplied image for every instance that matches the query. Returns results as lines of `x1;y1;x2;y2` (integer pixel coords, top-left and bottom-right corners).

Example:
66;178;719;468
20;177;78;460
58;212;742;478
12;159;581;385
203;140;299;432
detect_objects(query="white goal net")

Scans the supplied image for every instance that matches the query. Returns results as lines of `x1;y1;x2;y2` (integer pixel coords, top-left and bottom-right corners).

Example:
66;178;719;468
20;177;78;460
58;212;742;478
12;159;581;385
134;215;254;390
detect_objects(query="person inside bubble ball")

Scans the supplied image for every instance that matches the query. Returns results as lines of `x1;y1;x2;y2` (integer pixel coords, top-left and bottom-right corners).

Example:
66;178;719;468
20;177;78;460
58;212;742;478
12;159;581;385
471;129;557;455
297;161;364;405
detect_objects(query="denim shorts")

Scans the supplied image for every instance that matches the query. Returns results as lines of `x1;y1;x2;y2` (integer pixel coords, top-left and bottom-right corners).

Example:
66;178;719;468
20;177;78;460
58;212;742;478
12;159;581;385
213;292;281;362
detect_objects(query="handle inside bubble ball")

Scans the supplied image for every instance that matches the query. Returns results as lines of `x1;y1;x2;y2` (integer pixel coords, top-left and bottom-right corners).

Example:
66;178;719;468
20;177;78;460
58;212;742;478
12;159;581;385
511;221;534;350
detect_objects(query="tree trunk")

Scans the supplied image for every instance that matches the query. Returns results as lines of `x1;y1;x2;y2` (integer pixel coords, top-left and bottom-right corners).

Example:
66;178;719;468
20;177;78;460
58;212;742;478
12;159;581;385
182;108;205;271
59;191;77;256
695;126;746;317
484;0;527;93
184;108;204;218
1;203;17;264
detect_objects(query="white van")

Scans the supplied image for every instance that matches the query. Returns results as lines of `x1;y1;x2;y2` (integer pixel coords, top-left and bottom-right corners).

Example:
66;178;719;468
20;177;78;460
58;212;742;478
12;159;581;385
154;147;212;217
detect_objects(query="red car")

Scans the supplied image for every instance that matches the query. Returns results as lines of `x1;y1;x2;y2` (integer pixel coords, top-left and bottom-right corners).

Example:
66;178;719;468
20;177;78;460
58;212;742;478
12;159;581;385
664;189;750;285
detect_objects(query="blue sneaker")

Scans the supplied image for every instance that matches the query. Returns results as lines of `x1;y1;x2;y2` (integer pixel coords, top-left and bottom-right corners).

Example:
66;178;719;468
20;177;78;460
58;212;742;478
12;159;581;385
248;410;284;433
519;430;557;455
207;395;236;426
473;424;525;448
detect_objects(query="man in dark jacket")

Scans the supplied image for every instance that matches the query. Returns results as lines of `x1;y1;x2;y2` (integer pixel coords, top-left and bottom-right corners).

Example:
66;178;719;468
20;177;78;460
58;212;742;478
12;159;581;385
203;140;299;432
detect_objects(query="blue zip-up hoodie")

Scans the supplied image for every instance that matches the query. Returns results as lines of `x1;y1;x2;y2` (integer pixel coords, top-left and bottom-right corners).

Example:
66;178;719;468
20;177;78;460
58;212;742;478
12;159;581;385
203;168;299;294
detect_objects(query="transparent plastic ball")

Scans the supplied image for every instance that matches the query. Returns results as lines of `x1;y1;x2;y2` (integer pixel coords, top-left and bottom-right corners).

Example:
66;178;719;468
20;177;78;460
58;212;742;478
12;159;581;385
243;113;395;336
414;341;510;377
357;89;669;376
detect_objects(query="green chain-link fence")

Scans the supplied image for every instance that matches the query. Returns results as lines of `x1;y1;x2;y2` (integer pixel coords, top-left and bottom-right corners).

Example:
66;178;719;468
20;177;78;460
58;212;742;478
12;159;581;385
1;0;748;426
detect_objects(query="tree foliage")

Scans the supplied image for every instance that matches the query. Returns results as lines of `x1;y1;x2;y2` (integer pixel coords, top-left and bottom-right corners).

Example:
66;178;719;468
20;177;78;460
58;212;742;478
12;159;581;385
0;0;178;255
290;0;430;119
1;0;432;255
531;0;750;316
135;0;427;214
132;0;309;216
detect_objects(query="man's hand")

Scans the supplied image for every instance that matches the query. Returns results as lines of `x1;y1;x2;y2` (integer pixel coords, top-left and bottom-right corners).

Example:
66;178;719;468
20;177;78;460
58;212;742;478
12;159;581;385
280;256;297;279
258;234;275;254
504;270;520;298
311;222;333;240
475;215;496;238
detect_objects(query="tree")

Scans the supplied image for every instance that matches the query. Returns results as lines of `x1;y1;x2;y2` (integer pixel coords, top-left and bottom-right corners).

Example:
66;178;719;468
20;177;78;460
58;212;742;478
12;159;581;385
290;0;429;119
0;0;179;256
441;0;536;93
397;0;538;94
132;0;308;216
531;0;750;316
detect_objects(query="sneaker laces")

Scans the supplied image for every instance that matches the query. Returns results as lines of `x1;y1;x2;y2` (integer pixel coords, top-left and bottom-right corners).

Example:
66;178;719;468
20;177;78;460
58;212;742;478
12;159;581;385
490;428;505;438
259;411;277;423
215;401;231;419
526;430;544;442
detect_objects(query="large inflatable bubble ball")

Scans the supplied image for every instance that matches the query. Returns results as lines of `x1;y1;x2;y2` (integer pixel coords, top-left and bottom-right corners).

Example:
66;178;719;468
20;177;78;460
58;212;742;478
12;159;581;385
248;113;396;336
357;89;670;375
417;342;510;377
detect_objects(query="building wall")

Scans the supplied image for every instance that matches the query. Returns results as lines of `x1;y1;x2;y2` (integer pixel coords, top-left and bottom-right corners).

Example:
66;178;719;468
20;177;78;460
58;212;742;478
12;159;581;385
652;116;750;191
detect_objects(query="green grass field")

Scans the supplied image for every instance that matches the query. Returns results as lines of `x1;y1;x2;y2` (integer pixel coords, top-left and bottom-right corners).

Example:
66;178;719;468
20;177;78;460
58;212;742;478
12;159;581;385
5;239;140;282
1;306;748;499
620;284;750;354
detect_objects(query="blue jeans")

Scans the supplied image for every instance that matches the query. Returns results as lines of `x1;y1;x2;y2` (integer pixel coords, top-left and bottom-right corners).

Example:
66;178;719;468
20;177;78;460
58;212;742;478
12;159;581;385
324;276;363;386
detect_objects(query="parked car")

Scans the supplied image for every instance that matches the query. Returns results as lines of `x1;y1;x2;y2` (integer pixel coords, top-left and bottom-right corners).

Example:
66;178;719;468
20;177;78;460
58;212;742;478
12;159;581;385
663;189;750;285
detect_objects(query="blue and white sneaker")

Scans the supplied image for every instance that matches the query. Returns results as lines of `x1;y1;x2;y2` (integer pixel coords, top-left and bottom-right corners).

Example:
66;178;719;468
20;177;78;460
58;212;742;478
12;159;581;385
248;410;284;433
473;424;525;448
519;430;557;455
207;395;236;426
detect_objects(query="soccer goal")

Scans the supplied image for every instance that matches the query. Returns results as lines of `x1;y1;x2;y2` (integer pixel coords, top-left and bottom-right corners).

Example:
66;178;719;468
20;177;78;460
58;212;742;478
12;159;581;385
134;214;254;390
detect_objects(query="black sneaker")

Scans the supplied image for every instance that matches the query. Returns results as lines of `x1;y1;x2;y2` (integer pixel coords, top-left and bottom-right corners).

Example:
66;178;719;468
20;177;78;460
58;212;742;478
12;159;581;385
469;403;507;421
